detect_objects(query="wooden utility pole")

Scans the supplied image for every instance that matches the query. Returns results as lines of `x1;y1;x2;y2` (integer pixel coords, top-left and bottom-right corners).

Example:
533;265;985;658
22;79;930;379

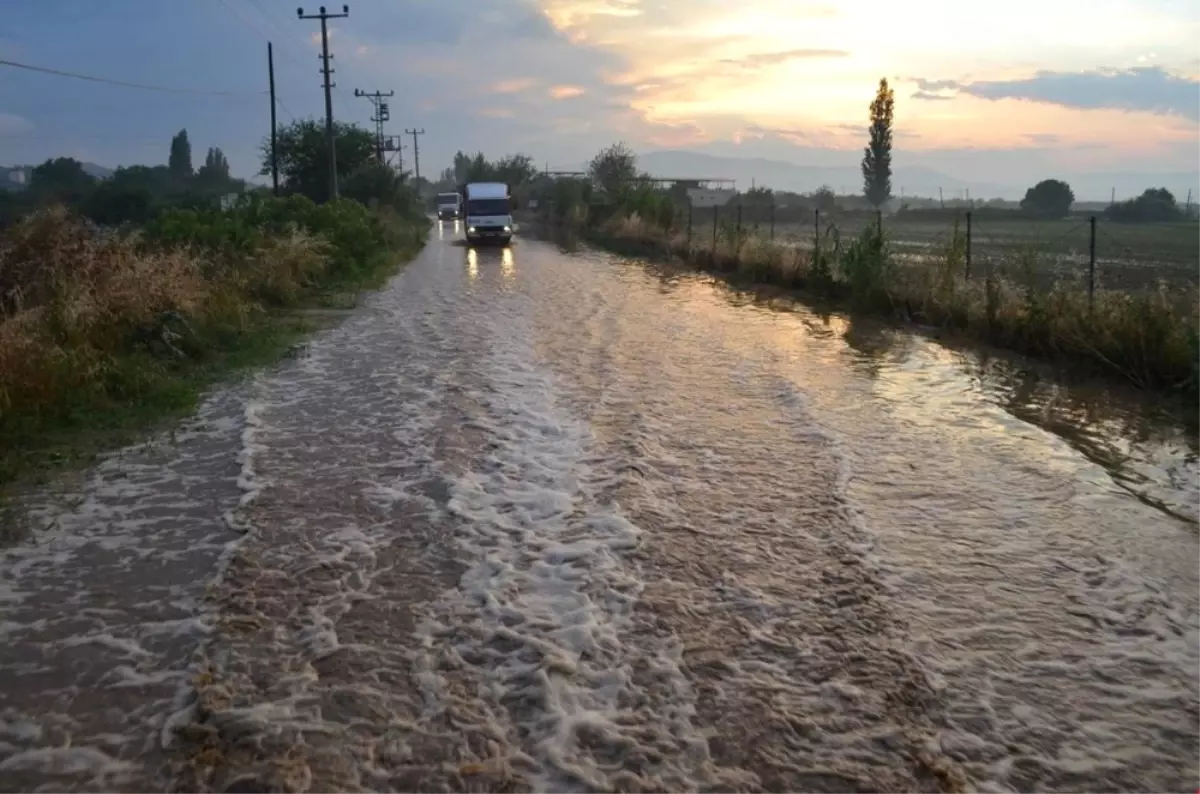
267;42;279;196
298;4;349;202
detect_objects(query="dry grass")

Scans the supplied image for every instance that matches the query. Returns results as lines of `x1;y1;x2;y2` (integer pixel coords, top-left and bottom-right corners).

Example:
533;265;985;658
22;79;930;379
0;202;423;501
598;212;1199;395
0;208;213;419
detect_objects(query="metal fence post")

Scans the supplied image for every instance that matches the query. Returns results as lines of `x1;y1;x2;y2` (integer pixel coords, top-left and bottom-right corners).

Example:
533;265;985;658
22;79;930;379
686;202;693;250
736;203;743;249
712;204;718;255
965;210;973;280
1088;215;1096;310
770;202;775;241
814;208;820;260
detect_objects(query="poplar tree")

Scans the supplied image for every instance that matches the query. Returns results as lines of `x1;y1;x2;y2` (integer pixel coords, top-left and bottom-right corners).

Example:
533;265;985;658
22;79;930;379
862;78;895;208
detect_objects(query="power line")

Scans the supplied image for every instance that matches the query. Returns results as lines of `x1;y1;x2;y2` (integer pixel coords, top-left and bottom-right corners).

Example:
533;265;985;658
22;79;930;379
0;57;265;96
215;0;358;123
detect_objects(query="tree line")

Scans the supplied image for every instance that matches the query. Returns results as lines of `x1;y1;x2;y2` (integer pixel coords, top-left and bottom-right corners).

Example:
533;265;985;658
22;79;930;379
0;129;242;228
0;119;428;231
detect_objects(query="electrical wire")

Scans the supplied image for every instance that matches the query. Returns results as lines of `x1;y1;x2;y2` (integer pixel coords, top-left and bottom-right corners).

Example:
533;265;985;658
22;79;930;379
218;0;362;122
0;58;265;96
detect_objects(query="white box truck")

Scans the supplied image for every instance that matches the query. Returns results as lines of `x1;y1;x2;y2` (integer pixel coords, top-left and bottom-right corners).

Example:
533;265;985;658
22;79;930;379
462;182;513;245
436;191;461;220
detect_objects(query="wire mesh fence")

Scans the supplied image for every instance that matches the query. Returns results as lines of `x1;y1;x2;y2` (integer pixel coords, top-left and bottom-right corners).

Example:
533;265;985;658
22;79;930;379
670;202;1199;298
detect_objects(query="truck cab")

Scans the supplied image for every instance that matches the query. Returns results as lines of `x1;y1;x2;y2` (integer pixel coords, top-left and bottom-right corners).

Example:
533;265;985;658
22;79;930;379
436;192;461;221
462;182;513;246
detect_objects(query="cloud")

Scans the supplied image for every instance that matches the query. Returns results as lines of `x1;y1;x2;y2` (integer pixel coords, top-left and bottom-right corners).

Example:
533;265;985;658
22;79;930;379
0;112;33;135
543;0;644;29
912;67;1200;122
477;108;517;119
492;78;540;94
912;90;953;101
1026;133;1061;145
549;84;587;99
722;48;849;68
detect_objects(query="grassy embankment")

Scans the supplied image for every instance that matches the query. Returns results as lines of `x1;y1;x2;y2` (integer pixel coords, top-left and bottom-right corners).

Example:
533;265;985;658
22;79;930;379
0;195;427;516
541;202;1198;398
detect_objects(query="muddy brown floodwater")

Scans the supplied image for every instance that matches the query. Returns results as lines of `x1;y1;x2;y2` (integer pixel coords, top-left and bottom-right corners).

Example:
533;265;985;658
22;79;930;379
2;222;1196;793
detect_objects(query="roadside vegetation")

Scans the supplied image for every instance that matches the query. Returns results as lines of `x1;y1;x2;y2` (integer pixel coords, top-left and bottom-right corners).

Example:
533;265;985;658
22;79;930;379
526;81;1199;398
0;122;427;506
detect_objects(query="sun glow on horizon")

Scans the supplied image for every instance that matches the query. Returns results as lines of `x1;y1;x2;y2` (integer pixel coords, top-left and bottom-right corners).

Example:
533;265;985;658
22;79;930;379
537;0;1200;159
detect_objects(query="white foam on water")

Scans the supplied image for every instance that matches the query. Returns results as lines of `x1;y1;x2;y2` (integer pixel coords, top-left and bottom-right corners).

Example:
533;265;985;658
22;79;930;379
413;291;707;792
0;387;254;792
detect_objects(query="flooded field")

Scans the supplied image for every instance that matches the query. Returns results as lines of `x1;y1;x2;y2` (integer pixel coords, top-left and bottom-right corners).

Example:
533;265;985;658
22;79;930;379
1;225;1196;792
765;217;1199;293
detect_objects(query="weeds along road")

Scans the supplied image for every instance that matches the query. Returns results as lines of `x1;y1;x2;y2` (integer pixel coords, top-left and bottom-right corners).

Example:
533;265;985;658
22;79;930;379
1;223;1197;793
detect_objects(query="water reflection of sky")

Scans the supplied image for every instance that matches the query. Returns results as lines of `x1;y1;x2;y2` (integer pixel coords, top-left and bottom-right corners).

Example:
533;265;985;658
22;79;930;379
637;259;1199;527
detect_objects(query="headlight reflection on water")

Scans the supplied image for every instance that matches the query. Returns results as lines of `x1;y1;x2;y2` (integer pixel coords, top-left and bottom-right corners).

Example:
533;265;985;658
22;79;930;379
501;247;514;280
466;248;478;280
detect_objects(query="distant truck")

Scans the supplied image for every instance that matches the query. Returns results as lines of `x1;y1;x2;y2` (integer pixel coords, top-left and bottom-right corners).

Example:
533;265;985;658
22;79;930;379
461;182;513;246
435;191;461;220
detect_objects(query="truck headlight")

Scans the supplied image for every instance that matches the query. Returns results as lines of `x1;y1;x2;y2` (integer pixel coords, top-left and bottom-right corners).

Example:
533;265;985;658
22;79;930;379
503;226;511;232
468;226;476;233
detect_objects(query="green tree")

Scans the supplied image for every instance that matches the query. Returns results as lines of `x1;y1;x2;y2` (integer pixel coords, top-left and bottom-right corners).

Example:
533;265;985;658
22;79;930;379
589;141;638;196
85;181;155;226
1105;187;1183;223
195;147;233;194
464;152;494;182
861;78;894;208
812;185;837;212
1019;179;1075;219
262;119;377;202
342;162;417;212
493;154;536;187
28;157;97;207
168;129;193;180
742;186;774;206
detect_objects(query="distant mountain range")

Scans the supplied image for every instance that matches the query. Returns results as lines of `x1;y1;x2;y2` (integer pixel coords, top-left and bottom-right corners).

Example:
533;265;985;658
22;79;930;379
1;162;114;190
628;150;1200;204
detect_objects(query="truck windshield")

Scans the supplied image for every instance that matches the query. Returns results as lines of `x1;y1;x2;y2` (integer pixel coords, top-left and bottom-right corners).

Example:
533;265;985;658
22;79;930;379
436;194;459;205
466;198;509;216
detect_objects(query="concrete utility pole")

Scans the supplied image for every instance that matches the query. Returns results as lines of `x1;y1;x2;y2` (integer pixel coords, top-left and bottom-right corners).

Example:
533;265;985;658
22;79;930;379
267;42;279;196
382;137;406;174
298;4;349;202
405;128;425;187
354;89;394;163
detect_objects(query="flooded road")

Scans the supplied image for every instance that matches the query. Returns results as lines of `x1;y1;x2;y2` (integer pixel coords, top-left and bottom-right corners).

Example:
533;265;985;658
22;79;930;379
1;225;1196;792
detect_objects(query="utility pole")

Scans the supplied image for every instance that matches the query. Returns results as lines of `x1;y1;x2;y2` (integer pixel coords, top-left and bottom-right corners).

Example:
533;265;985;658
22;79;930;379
355;89;394;163
267;43;279;196
298;4;349;202
405;128;425;187
383;137;406;174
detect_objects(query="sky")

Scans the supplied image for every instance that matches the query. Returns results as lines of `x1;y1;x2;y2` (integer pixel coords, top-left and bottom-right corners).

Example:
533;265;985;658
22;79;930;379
1;0;1198;199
